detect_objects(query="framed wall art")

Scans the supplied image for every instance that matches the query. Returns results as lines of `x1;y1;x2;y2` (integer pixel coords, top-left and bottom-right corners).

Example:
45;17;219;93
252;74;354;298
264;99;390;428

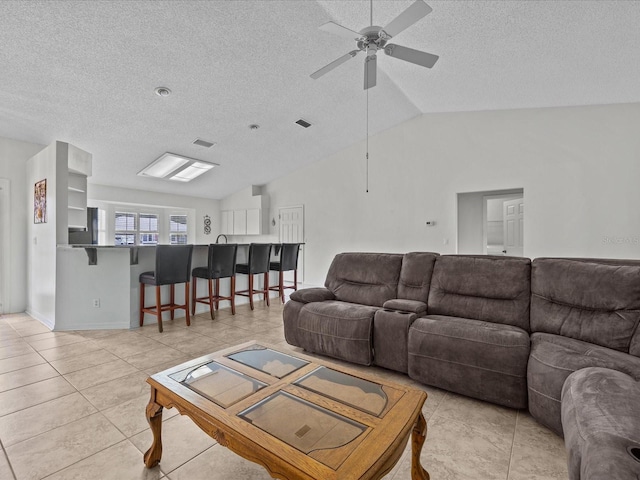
34;179;47;224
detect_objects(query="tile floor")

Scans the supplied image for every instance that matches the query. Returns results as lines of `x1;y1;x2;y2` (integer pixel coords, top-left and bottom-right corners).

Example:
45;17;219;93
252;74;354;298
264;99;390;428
0;302;569;480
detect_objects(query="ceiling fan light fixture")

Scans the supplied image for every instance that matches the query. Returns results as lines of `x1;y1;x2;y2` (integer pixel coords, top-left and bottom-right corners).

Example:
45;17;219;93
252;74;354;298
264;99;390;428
138;153;218;182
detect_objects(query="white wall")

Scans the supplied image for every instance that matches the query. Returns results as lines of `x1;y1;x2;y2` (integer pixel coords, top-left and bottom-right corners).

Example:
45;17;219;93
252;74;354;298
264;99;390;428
258;103;640;287
26;142;60;326
0;136;44;313
89;184;220;245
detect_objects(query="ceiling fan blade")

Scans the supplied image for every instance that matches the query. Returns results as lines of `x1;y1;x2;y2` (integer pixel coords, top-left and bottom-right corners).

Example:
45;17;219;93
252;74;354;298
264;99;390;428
384;43;439;68
310;50;360;80
319;21;362;40
364;55;377;90
382;0;432;38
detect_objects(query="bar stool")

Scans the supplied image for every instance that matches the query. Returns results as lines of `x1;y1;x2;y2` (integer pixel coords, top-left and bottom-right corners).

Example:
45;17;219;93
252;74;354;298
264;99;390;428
139;244;193;333
191;243;238;319
269;243;301;303
236;243;272;310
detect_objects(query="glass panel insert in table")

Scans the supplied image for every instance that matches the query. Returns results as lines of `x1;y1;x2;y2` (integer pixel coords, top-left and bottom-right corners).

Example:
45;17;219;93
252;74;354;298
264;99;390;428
226;344;308;378
294;366;388;416
239;391;366;458
170;361;266;408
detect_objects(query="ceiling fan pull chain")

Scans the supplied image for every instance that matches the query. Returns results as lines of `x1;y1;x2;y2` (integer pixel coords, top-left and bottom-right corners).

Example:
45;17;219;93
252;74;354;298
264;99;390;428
366;85;369;193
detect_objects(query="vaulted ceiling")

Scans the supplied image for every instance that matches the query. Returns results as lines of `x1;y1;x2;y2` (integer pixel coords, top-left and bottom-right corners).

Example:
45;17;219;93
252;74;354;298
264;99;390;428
1;1;639;199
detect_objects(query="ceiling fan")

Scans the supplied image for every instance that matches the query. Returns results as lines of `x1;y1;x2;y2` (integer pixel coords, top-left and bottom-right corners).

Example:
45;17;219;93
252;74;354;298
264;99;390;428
311;0;439;90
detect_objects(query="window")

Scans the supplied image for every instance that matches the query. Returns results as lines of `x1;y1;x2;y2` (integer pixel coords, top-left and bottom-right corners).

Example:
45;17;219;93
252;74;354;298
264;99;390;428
115;212;159;245
139;213;159;245
114;212;136;245
170;215;188;244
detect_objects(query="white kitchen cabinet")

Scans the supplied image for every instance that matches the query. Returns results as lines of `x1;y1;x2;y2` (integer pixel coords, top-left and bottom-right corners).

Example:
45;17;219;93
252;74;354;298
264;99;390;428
246;208;261;235
233;209;247;235
220;210;233;235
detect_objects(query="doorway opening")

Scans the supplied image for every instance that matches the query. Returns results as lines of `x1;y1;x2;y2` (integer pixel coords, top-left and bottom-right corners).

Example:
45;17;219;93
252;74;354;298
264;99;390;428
457;188;524;257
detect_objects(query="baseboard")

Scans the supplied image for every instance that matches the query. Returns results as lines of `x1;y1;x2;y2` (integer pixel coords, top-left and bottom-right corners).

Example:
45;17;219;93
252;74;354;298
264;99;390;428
25;309;55;330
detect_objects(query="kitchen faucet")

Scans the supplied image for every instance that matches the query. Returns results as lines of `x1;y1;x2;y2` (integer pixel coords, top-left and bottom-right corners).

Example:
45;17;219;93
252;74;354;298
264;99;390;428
216;234;228;244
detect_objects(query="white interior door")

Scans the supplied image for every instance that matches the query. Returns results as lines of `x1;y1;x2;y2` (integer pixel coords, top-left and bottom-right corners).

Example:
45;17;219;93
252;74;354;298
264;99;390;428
503;198;524;257
279;206;304;285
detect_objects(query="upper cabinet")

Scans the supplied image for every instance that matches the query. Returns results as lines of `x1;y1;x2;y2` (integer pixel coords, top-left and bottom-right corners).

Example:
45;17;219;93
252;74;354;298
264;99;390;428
220;208;261;235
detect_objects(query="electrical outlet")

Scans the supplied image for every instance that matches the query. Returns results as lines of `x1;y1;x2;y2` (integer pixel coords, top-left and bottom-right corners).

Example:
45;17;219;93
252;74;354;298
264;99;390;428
92;299;100;308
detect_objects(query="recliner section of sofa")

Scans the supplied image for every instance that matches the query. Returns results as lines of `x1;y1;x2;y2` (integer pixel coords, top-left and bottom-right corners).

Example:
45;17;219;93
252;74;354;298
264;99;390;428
408;255;531;409
283;252;405;365
527;257;640;435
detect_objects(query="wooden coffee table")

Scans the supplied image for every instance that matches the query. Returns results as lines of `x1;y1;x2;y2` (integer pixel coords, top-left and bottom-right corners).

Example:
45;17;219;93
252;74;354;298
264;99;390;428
144;341;429;479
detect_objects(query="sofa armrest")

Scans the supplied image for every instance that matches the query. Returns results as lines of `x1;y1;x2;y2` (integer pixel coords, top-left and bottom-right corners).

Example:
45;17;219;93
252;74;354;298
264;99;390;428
382;299;427;315
289;288;336;304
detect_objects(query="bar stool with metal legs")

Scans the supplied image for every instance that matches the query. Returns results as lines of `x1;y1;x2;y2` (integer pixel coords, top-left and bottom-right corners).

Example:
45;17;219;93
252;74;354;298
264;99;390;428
269;243;301;303
191;243;237;319
139;244;193;333
235;243;272;310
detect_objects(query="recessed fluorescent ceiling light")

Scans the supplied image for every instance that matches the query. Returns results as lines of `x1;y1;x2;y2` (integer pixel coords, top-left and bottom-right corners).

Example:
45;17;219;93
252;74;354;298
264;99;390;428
138;153;218;182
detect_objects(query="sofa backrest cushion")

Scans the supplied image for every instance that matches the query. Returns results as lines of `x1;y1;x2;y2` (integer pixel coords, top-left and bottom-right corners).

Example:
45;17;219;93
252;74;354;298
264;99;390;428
427;255;531;331
397;252;439;302
325;253;403;307
531;258;640;354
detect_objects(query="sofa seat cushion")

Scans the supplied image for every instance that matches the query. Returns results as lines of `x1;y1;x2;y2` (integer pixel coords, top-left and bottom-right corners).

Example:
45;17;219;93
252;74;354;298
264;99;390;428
408;315;530;408
562;367;640;480
527;332;640;436
294;301;379;365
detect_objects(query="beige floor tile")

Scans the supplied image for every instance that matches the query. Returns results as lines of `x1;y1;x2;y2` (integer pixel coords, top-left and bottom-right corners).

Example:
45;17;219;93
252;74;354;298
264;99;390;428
102;393;178;438
80;371;150;411
0;352;46;375
43;439;162;480
77;329;132;339
166;444;271;480
63;358;140;390
0;446;14;480
145;329;200;347
0;343;36;361
171;336;229;357
0;335;25;348
130;414;216;474
507;412;568;480
0;376;75;417
38;340;102;362
215;328;259;345
124;346;186;370
21;331;70;343
0;392;96;446
97;336;165;358
49;349;119;375
0;362;60;393
25;334;88;352
143;355;194;376
14;324;51;337
6;413;125;480
432;391;518;440
417;414;512;480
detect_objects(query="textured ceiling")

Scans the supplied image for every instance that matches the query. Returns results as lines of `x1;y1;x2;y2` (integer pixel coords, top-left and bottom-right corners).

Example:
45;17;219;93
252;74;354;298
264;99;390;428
1;0;639;199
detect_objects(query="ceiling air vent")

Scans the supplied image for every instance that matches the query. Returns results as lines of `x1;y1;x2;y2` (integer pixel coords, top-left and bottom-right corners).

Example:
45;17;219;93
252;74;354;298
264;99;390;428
295;119;312;128
193;138;216;148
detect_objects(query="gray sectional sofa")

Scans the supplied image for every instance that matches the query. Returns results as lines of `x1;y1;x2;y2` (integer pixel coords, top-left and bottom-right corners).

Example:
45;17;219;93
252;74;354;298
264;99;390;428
283;252;640;480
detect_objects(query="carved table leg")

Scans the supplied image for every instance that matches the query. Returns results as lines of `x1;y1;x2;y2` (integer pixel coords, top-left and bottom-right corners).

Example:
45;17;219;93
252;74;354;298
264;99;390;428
144;393;164;468
411;412;429;480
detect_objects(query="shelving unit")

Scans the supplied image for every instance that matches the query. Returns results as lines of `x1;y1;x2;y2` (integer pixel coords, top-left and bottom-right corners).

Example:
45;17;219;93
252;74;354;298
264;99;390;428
68;172;87;229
